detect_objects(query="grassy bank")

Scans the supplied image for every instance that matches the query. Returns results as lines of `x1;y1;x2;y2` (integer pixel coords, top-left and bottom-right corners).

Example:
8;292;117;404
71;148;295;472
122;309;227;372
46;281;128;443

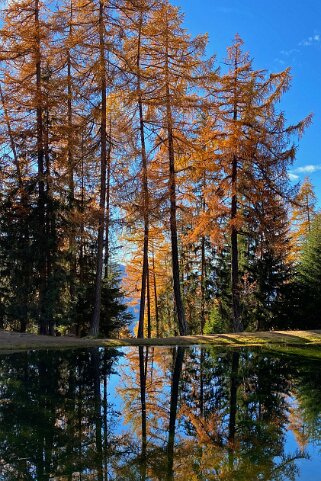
0;329;321;354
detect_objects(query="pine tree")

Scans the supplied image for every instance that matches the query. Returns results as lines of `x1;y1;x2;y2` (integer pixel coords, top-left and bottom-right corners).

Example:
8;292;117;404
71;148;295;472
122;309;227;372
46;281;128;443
298;213;321;328
290;177;316;262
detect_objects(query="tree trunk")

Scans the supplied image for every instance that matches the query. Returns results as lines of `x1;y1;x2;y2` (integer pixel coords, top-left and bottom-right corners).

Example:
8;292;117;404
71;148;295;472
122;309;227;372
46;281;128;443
139;346;147;480
228;351;239;444
164;24;188;336
44;94;55;336
228;351;240;472
67;2;77;303
231;153;241;332
200;235;206;334
35;0;48;335
92;348;103;481
231;56;243;333
167;347;185;481
0;84;22;185
104;119;112;280
77;136;85;336
103;375;108;481
137;14;150;339
152;247;160;337
200;348;204;416
90;0;108;336
147;260;151;338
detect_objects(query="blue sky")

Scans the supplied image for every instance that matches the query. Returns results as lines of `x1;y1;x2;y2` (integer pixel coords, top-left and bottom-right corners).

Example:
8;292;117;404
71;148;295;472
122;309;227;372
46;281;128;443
172;0;321;202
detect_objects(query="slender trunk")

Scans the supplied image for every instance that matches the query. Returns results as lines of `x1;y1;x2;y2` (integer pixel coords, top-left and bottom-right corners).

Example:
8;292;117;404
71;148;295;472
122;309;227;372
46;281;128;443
147;260;151;338
77;358;83;468
152;247;160;337
104;119;112;280
0;84;22;185
164;24;188;336
79;136;85;284
44;98;55;336
200;348;204;416
167;347;185;481
66;366;77;481
90;0;108;336
231;58;242;333
137;14;150;339
228;351;239;443
35;0;47;335
67;3;77;302
77;137;85;336
92;349;103;481
139;346;147;480
200;235;206;334
306;194;311;232
200;172;207;333
103;375;108;481
228;351;240;470
231;154;241;332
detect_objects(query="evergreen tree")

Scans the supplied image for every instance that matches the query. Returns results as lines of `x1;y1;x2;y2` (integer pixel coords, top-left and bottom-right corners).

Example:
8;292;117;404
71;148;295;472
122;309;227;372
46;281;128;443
297;214;321;328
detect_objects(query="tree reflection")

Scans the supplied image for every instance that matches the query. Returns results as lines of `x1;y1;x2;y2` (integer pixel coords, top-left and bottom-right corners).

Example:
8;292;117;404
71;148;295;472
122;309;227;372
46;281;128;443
167;347;185;481
177;349;310;481
0;348;121;480
0;347;320;480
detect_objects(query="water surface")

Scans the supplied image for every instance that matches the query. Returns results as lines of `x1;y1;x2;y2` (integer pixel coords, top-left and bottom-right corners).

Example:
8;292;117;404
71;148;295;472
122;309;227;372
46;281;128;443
0;346;320;480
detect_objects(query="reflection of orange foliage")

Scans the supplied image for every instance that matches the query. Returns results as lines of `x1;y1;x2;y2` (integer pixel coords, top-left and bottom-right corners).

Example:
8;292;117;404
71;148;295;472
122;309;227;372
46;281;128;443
117;347;173;438
180;404;224;445
288;406;309;450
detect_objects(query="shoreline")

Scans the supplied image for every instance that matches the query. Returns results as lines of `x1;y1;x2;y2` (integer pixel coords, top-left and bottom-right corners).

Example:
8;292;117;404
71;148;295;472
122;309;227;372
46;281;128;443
0;329;321;352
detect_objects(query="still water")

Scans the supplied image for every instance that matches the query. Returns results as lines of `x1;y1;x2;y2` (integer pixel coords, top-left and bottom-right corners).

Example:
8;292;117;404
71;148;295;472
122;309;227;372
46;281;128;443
0;346;320;480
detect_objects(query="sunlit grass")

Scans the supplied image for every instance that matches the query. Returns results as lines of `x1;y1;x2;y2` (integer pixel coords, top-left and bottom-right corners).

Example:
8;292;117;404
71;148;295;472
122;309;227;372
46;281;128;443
1;329;321;352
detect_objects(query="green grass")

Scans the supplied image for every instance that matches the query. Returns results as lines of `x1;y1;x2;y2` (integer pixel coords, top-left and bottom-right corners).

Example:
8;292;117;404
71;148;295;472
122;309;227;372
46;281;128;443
1;329;321;353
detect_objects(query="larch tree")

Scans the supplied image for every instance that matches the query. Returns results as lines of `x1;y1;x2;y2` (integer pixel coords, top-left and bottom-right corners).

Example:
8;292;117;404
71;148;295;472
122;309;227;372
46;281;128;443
211;35;311;332
78;0;121;336
0;0;54;334
142;2;209;335
120;0;159;338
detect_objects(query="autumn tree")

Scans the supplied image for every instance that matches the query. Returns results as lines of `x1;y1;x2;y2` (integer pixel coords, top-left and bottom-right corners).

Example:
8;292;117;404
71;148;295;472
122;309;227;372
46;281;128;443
0;0;60;334
119;0;160;338
209;35;310;331
141;2;210;335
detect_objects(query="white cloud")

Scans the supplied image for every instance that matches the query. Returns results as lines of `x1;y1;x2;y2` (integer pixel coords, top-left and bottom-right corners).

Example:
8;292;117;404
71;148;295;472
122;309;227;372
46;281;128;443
288;164;321;181
293;164;321;174
299;34;320;47
275;34;319;69
289;173;299;181
280;48;300;56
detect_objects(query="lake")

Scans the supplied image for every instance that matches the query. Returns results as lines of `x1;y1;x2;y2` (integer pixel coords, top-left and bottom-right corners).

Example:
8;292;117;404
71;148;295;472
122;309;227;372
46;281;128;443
0;346;320;480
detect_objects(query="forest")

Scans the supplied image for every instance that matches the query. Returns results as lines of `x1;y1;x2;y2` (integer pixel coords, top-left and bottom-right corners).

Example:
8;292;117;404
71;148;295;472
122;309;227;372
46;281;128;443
0;0;320;339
